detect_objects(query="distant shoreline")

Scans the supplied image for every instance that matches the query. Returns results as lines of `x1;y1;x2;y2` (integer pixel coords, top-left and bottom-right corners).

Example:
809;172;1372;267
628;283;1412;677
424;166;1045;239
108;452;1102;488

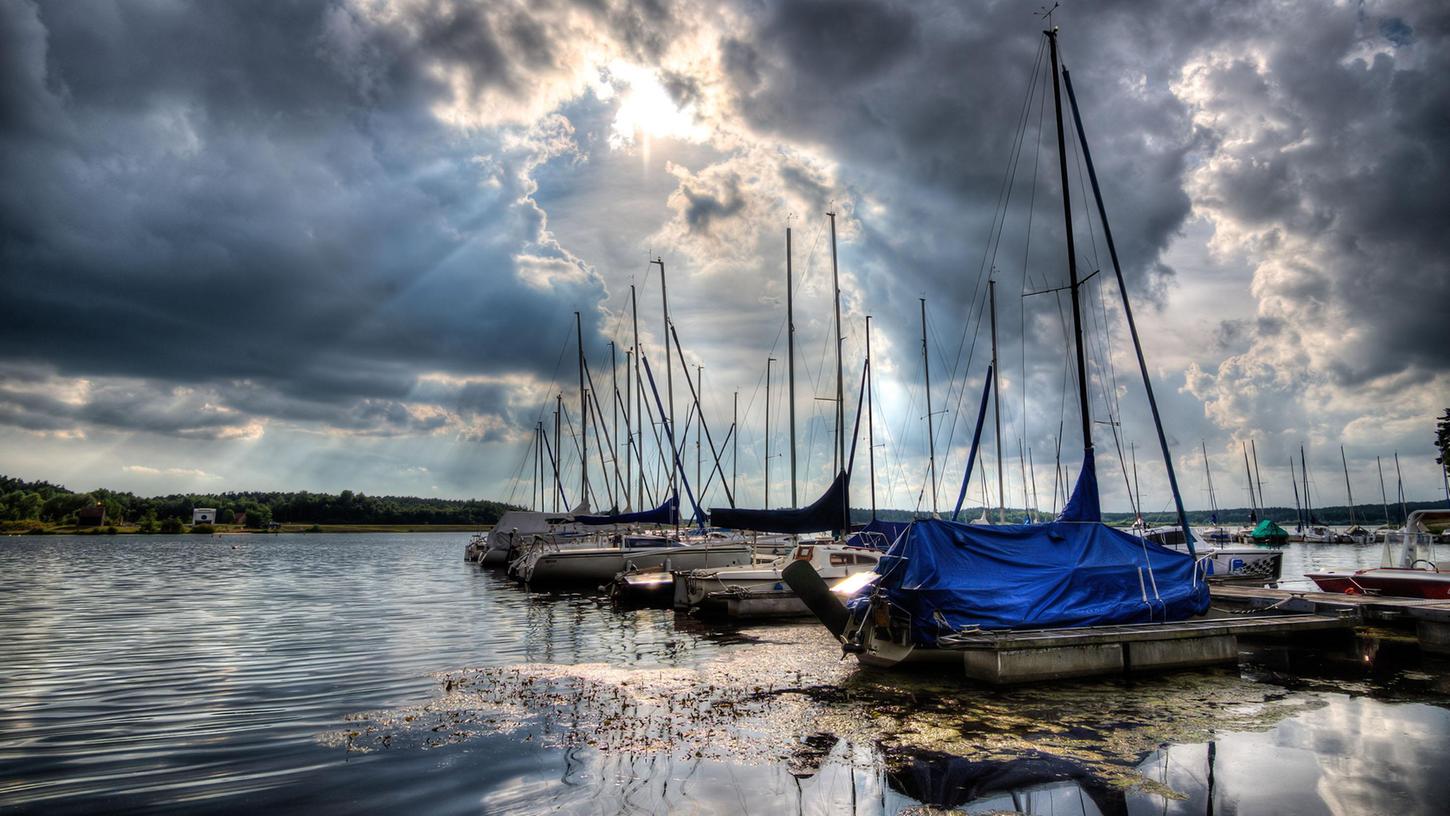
1;522;492;536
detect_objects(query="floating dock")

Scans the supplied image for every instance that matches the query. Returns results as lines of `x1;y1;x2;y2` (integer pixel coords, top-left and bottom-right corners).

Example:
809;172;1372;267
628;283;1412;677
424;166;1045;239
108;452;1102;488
942;612;1347;684
1210;585;1450;654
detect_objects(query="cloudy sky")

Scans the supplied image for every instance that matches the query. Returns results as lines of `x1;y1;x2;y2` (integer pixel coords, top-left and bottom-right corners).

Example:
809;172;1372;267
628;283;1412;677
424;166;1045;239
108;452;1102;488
1;0;1447;516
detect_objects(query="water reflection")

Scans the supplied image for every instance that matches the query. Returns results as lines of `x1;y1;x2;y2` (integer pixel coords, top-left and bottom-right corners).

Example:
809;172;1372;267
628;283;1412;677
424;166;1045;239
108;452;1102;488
0;535;1447;814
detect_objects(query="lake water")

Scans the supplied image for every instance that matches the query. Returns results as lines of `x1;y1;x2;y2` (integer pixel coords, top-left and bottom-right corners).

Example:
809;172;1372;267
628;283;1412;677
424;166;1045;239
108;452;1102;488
2;533;1449;814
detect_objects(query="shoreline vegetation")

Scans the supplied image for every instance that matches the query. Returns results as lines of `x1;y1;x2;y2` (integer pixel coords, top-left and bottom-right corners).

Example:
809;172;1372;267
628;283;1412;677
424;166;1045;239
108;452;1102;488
0;474;518;536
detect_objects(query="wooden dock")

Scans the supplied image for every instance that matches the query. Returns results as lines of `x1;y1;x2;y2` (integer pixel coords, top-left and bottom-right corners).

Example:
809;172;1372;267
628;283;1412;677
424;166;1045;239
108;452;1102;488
944;612;1347;684
1210;585;1450;653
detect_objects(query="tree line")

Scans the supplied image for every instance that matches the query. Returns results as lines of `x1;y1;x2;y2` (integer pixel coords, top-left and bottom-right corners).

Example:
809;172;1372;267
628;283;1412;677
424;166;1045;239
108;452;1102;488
0;475;519;529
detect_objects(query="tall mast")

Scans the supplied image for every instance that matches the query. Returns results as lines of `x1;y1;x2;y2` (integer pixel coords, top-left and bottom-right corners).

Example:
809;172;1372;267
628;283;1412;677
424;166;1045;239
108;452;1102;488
828;212;845;478
1377;455;1391;525
1046;29;1092;462
1029;446;1041;522
1062;45;1193;550
624;349;633;509
785;227;799;508
1201;440;1219;524
630;284;644;510
611;341;621;506
1340;446;1358;526
575;311;588;508
1131;440;1142;524
554;394;563;512
1394;451;1407;523
989;277;1005;522
1018;437;1031;524
765;357;775;508
652;259;676;528
695;364;703;504
1242;442;1258;522
1290;456;1304;532
866;316;877;519
1301;445;1314;524
1251;440;1265;517
921;298;938;515
732;390;739;502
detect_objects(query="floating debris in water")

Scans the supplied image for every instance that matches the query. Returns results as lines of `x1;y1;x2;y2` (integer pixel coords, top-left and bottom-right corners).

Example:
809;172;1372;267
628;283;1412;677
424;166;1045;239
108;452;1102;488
320;623;1326;797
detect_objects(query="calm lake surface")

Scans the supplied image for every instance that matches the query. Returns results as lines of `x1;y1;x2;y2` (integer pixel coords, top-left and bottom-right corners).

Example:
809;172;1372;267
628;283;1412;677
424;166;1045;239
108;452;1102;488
2;533;1449;815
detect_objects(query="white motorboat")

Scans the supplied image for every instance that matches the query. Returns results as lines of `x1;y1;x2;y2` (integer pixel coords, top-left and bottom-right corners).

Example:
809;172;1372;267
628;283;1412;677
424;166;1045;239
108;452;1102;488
1137;524;1282;586
510;533;753;587
672;539;882;611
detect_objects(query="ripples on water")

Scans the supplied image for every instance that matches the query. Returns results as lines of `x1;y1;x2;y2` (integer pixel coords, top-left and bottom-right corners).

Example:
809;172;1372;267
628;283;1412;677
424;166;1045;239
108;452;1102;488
1;534;1448;814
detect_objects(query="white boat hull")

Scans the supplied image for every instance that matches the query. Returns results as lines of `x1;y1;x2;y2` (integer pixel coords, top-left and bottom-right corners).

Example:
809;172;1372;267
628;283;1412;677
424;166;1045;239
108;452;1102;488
517;543;753;586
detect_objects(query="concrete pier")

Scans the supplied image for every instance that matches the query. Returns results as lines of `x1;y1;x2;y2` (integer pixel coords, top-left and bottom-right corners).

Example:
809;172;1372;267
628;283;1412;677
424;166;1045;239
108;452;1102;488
946;613;1346;684
1210;585;1450;654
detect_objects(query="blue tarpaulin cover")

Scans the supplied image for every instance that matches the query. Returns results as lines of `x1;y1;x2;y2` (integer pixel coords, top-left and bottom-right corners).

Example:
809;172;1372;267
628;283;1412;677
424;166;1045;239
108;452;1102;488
575;495;678;526
853;451;1208;643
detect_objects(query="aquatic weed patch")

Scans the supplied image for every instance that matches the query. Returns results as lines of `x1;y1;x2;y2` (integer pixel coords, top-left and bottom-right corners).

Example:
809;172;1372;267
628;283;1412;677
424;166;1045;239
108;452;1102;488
320;624;1327;799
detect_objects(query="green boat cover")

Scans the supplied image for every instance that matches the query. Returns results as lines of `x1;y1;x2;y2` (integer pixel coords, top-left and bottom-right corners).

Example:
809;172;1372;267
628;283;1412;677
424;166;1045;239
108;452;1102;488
1251;519;1289;543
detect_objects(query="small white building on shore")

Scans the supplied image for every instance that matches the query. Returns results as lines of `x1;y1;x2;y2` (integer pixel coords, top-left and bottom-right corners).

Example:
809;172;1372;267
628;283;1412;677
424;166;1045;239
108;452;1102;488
192;508;216;524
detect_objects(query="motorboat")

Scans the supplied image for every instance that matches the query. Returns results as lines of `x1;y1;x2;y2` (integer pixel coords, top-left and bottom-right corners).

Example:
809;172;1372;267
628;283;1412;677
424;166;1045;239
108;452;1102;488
1306;510;1450;598
1136;524;1283;586
463;532;487;562
672;539;882;613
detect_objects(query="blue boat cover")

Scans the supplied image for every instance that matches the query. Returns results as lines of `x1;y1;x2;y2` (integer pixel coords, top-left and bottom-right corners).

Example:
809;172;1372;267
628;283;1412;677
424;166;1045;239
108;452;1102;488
854;451;1208;643
709;472;849;534
576;495;678;526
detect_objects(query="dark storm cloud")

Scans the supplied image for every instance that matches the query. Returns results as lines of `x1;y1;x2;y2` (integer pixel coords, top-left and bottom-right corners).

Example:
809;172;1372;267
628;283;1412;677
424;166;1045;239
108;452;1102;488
0;0;626;437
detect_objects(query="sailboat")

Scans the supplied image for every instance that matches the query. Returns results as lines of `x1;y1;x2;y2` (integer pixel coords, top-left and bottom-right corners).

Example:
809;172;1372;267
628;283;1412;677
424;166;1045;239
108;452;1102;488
784;26;1211;670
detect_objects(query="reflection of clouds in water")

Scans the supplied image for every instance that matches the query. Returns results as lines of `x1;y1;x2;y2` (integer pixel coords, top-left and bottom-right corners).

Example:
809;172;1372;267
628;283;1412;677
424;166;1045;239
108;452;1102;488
1308;698;1450;816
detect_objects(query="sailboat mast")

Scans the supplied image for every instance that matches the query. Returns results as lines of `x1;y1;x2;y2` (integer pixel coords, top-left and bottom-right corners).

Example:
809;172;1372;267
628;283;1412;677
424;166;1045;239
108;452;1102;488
1201;441;1219;523
1394;451;1407;523
1377;455;1391;525
653;260;676;529
1046;29;1092;459
732;390;738;503
1290;456;1304;532
1301;445;1314;523
631;285;644;510
828;212;849;534
611;341;621;505
575;312;589;507
554;395;562;512
1251;440;1265;516
1131;441;1142;523
865;316;877;519
765;357;775;508
786;228;798;509
989;277;1005;522
1340;446;1358;526
1029;446;1041;522
828;213;845;477
1018;437;1030;524
921;298;938;514
695;364;703;504
1242;442;1258;520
